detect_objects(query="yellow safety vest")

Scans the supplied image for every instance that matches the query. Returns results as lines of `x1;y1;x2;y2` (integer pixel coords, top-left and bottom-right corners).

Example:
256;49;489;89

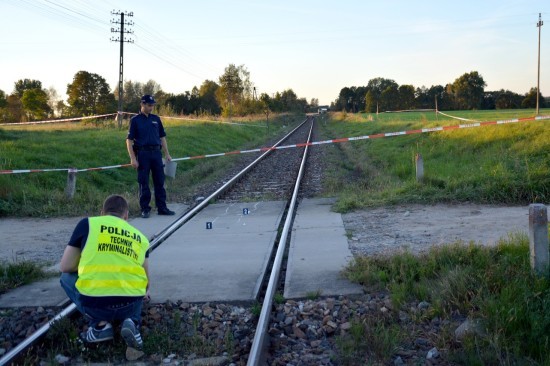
76;215;149;297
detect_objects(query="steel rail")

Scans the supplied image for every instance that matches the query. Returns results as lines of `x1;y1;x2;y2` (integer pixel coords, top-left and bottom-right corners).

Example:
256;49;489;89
247;119;314;365
0;304;77;366
0;117;310;366
148;117;310;251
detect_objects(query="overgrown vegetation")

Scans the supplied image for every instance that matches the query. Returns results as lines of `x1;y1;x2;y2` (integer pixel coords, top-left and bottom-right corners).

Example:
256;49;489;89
274;292;285;305
336;316;404;365
32;306;237;364
0;260;48;293
142;310;218;357
0;114;303;217
341;233;550;365
319;109;550;212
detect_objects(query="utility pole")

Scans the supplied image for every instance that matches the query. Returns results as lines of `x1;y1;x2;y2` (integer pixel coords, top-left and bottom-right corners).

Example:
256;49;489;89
111;10;134;128
536;13;543;115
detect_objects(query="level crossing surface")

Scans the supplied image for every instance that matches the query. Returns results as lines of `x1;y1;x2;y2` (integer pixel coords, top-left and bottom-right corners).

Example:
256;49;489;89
284;198;363;298
0;199;361;306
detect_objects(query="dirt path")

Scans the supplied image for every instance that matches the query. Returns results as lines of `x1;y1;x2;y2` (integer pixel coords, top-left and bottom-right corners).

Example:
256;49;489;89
0;203;546;266
0;216;81;265
342;203;541;256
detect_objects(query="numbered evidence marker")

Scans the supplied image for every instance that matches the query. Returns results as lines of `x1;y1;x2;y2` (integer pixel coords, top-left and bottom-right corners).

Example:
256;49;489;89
206;222;213;230
243;208;249;215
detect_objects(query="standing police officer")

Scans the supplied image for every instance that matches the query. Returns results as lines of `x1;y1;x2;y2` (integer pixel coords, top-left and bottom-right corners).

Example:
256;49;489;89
126;95;175;218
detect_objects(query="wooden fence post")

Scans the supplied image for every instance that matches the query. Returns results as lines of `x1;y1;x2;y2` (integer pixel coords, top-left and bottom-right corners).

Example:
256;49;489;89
529;204;549;274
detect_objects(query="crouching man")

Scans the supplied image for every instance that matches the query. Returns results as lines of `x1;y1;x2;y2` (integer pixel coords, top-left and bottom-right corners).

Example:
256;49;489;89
59;195;149;349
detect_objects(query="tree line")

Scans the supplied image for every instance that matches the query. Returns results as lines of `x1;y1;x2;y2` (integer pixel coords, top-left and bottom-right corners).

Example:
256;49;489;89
0;64;311;123
332;71;547;112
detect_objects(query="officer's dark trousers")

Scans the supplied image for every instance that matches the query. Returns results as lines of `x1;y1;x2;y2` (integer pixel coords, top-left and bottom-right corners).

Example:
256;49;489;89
136;150;167;212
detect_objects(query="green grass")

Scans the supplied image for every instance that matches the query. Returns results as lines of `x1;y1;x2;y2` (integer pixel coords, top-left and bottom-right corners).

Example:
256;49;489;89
33;305;237;364
336;318;404;365
306;289;322;300
341;233;550;365
142;309;217;357
251;301;262;317
274;292;285;304
0;260;49;293
0;114;304;217
320;109;550;212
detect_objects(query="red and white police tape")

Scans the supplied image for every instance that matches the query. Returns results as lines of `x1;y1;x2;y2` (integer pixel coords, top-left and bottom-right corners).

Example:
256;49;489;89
121;112;266;127
1;114;549;175
0;113;118;126
436;111;478;122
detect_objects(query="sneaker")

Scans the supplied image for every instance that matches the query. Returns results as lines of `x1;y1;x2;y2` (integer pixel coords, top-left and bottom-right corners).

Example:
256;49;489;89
141;210;150;218
158;208;175;216
80;322;114;343
121;318;143;349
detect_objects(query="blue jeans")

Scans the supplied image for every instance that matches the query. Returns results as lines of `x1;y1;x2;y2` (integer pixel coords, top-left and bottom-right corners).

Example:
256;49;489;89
60;272;142;328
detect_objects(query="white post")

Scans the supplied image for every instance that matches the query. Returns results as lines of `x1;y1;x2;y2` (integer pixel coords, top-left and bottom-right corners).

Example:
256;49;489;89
529;204;549;274
65;168;77;199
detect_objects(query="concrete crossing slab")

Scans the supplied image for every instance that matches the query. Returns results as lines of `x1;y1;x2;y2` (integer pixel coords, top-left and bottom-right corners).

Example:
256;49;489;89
284;198;363;299
149;201;285;303
0;204;189;307
0;198;361;307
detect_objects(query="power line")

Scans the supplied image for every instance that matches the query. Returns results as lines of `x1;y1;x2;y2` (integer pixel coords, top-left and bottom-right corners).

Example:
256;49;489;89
71;0;111;20
133;23;217;75
43;0;106;25
14;0;106;33
130;33;212;81
6;0;214;87
133;43;205;81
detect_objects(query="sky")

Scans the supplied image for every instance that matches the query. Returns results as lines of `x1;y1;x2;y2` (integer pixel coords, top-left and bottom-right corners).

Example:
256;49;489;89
1;0;549;106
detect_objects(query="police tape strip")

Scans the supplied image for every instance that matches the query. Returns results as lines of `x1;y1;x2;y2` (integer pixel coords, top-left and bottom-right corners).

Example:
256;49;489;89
0;113;118;126
0;168;71;174
1;114;549;175
0;111;274;128
75;164;132;173
121;111;267;127
436;111;478;122
385;109;436;113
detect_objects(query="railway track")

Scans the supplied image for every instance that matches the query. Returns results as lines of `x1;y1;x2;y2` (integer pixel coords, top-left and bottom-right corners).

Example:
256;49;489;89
0;116;319;365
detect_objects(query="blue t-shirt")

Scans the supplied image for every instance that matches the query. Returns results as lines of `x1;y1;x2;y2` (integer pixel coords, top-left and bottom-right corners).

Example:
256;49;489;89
126;112;166;147
68;218;149;307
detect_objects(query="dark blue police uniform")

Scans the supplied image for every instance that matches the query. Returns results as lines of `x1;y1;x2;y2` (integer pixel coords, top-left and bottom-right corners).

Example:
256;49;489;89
127;111;169;213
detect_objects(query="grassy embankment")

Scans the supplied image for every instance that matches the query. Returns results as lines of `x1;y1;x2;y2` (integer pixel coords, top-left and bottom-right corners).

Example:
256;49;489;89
318;109;550;365
0;114;302;218
320;109;550;212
